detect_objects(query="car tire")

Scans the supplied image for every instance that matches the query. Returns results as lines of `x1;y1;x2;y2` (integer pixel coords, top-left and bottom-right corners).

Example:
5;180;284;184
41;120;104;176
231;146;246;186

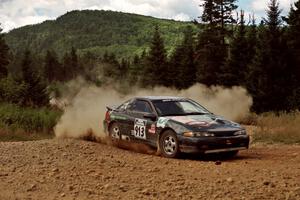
159;130;180;158
108;123;121;146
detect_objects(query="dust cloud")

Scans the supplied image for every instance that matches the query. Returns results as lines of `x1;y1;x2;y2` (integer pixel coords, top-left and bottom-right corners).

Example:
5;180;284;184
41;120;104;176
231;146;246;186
54;80;253;139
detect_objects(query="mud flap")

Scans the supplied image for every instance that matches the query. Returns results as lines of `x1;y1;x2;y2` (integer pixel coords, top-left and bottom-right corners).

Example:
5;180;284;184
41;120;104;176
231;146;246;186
155;139;161;156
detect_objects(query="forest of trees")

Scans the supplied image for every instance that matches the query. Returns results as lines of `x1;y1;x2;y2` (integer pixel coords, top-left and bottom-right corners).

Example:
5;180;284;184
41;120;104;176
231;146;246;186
5;10;193;59
0;0;299;113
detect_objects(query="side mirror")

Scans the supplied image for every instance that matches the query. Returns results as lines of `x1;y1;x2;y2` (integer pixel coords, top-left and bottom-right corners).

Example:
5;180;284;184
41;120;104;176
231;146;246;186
143;113;157;121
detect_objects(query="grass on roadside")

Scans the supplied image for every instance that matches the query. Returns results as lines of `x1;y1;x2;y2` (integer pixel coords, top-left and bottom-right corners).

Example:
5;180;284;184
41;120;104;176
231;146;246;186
0;128;54;142
0;103;62;142
249;112;300;144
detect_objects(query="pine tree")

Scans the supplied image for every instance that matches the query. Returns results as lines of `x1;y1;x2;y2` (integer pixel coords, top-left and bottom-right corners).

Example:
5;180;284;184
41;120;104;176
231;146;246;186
0;26;9;79
70;47;79;78
61;47;81;81
141;25;168;87
222;10;248;86
195;27;226;86
170;26;196;89
201;0;238;42
246;14;257;67
247;22;268;113
216;0;238;23
128;51;148;85
81;51;97;72
201;0;217;26
285;0;300;109
102;52;121;80
119;58;129;79
80;51;98;82
44;50;61;82
286;0;300;55
127;54;141;85
107;52;119;66
102;51;109;62
62;52;71;81
21;50;48;106
249;0;290;112
195;0;237;86
244;15;258;95
265;0;292;111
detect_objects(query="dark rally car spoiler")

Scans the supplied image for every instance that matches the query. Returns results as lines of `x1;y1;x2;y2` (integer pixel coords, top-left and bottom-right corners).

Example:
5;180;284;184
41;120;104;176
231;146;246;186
106;105;118;111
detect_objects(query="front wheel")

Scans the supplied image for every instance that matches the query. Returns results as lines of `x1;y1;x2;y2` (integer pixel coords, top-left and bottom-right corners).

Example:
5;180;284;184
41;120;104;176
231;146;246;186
108;123;121;146
159;130;180;158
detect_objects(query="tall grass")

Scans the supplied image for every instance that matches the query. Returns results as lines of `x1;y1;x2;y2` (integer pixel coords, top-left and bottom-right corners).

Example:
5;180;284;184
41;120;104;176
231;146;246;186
252;112;300;144
0;103;62;141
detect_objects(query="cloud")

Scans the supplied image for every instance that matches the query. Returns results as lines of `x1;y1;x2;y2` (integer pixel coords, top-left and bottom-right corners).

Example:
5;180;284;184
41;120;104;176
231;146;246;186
242;0;296;22
251;0;296;12
0;0;201;32
0;0;296;32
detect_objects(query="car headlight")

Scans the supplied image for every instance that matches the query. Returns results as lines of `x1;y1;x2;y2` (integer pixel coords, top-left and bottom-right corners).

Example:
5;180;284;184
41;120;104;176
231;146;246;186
183;132;215;137
234;130;247;136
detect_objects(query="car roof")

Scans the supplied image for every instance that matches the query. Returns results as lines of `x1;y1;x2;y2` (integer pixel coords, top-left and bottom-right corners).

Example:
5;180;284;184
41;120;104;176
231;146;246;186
135;96;187;101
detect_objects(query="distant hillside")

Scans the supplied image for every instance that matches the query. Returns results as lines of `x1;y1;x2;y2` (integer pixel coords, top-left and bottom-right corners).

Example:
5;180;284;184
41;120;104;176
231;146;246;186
5;10;197;58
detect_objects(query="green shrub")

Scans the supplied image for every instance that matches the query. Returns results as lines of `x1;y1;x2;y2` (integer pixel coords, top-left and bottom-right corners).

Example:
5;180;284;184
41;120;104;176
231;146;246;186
0;77;27;105
0;103;62;133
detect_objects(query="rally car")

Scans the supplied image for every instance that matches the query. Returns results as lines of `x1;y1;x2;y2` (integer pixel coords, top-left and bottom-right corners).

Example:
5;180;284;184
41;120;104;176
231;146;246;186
103;96;249;158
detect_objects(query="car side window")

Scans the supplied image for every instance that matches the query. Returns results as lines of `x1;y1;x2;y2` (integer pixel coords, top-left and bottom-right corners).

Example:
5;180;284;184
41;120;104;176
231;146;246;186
128;100;153;113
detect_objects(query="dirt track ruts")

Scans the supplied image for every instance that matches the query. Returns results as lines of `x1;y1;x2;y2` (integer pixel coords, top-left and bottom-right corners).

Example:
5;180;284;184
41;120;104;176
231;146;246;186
0;139;299;200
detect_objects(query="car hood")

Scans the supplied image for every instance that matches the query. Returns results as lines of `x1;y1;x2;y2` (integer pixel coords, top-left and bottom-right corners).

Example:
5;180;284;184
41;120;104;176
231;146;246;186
159;114;242;131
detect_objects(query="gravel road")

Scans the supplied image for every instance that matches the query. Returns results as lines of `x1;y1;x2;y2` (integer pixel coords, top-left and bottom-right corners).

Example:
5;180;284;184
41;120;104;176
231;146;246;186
0;139;299;200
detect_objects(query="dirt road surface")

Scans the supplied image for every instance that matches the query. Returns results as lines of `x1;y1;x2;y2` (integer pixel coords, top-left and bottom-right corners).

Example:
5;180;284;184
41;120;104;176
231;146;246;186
0;139;299;200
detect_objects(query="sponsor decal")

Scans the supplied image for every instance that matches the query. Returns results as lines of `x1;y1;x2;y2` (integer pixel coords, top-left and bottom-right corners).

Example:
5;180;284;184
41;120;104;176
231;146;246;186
148;124;156;134
157;117;169;128
170;116;193;124
111;114;127;120
130;130;135;135
134;118;147;139
187;121;210;126
188;120;218;127
170;116;213;127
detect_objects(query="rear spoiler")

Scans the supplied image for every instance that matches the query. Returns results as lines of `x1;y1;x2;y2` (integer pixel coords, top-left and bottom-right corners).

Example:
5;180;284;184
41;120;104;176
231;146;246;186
106;105;118;111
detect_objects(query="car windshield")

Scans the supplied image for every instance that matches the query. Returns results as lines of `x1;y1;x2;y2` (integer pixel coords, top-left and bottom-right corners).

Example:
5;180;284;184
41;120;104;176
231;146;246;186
152;99;210;116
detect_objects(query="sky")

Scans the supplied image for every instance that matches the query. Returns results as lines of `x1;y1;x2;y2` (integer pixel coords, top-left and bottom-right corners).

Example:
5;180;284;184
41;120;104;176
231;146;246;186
0;0;297;32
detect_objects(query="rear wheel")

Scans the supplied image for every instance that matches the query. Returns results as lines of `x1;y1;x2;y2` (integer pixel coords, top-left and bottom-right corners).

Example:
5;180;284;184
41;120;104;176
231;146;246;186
108;123;121;145
159;130;180;158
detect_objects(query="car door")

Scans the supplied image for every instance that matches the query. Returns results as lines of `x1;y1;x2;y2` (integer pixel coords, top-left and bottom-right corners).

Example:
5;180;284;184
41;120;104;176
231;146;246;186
125;99;157;145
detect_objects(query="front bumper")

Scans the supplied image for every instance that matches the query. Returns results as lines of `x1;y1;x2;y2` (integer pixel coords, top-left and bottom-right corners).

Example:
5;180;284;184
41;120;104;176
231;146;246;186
178;135;250;154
